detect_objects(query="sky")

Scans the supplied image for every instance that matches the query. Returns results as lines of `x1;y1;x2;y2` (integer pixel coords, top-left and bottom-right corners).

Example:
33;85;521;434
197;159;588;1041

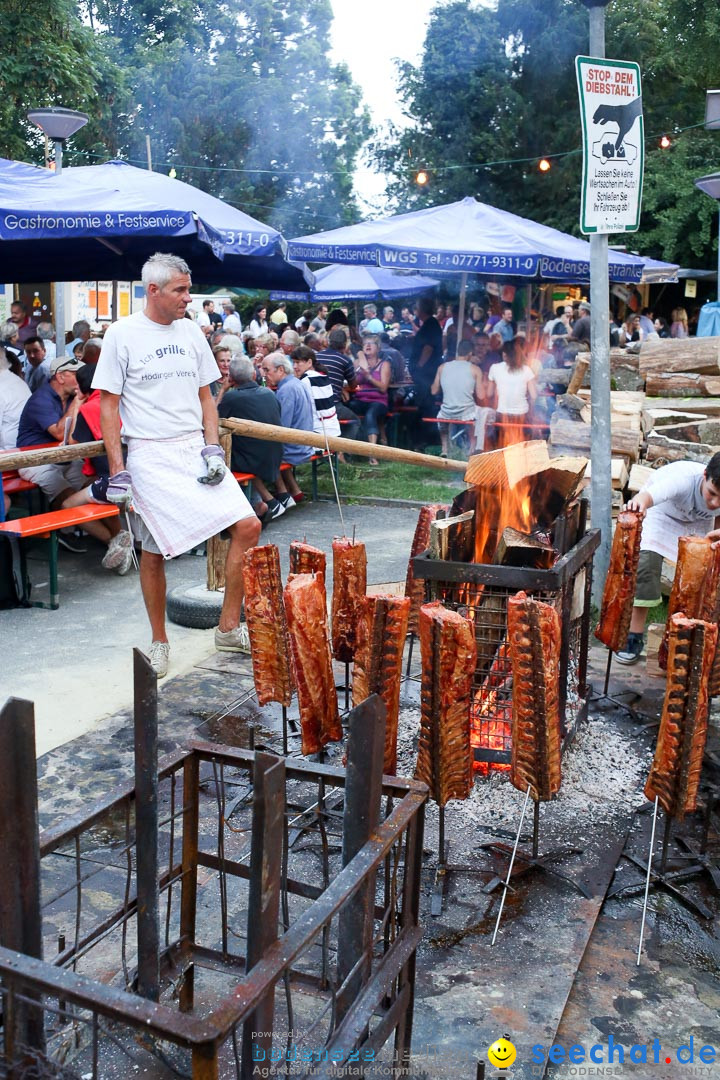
329;0;439;211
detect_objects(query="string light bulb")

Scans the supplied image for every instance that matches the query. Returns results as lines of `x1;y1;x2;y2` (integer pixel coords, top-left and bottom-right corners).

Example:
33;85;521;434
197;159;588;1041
415;169;429;186
168;167;177;178
538;158;551;173
659;134;672;149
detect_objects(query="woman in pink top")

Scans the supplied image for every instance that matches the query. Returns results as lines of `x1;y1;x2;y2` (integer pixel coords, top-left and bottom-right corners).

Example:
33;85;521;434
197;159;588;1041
350;335;391;464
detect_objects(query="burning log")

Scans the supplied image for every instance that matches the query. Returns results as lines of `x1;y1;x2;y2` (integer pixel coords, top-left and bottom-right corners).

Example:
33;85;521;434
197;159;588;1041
659;535;720;672
594;510;643;653
493;527;557;569
405;504;448;633
289;539;326;580
284;573;342;755
429;510;474;562
415;602;477;806
507;592;562;801
645;614;717;819
352;594;411;775
331;537;367;662
242;544;294;707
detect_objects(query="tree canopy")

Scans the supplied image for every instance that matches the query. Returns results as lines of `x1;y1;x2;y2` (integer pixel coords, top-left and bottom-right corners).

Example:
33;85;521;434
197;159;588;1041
0;0;370;234
372;0;720;267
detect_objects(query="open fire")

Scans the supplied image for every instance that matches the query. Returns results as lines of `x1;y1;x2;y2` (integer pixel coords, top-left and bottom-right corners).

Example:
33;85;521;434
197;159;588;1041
413;442;599;769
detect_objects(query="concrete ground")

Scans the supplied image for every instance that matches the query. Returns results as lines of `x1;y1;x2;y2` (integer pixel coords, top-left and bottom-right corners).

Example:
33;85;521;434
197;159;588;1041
4;500;419;755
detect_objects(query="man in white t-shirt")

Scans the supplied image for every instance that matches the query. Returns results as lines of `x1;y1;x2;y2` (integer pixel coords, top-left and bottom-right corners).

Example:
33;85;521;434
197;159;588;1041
93;253;261;678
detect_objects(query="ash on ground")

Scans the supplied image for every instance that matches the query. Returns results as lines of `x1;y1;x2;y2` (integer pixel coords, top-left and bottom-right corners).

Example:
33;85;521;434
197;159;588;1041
395;705;653;849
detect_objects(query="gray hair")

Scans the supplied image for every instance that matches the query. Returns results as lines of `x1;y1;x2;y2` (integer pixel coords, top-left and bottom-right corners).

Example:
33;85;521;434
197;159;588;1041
1;320;18;341
141;252;191;291
71;319;90;337
85;337;103;350
0;346;9;370
36;322;55;340
328;327;348;350
218;334;244;355
364;303;377;315
265;351;293;374
229;355;255;384
280;329;300;349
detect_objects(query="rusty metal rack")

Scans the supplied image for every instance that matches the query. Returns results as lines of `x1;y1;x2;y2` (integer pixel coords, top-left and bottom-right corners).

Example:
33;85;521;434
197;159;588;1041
412;528;600;766
0;672;427;1079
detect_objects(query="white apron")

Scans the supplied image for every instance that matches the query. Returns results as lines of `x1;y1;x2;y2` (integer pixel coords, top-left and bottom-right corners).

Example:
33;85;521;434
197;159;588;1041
127;432;253;558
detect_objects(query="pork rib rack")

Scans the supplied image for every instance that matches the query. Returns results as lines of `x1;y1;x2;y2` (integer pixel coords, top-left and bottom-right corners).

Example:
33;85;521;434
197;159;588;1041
242;544;294;707
284;573;342;755
331;537;367;663
645;613;717;819
659;535;720;672
414;601;477;807
594;510;643;652
289;540;327;581
507;591;562;801
404;504;448;634
353;593;411;775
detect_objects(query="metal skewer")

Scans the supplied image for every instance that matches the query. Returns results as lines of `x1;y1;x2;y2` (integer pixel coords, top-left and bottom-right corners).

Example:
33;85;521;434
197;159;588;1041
637;795;659;965
491;784;532;946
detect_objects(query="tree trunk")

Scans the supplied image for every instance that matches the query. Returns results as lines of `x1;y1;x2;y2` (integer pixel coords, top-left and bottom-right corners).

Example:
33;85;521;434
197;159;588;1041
639;336;720;377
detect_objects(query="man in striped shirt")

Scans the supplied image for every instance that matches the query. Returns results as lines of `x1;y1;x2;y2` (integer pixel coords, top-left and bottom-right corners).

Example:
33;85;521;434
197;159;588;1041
316;328;359;441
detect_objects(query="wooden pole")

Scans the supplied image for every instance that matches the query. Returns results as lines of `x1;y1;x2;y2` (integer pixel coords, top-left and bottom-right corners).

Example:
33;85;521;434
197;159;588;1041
218;418;469;474
1;421;470;475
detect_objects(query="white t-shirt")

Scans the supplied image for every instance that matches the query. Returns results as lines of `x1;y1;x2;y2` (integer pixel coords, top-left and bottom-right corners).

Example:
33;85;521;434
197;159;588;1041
196;310;211;328
488;362;534;415
640;460;716;560
0;369;31;450
92;311;220;439
248;319;268;337
223;312;242;334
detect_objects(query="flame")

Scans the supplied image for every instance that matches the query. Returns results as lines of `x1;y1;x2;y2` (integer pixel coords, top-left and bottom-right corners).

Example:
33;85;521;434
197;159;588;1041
470;639;513;773
473;477;535;563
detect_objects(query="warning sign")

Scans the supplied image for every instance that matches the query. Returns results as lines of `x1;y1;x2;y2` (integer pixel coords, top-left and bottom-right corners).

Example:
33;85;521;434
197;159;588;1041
576;55;644;234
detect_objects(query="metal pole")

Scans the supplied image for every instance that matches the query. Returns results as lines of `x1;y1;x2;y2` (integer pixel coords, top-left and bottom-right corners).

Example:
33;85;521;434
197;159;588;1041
637;795;659;965
455;271;468;359
53;138;66;353
133;649;160;1002
491;784;532;946
588;2;612;606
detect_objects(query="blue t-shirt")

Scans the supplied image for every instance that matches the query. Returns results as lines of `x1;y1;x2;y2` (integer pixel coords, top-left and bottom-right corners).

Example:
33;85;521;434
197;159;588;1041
17;381;64;446
276;375;314;464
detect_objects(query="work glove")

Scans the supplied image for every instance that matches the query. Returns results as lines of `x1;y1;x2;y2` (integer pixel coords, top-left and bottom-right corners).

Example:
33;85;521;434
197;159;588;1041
106;471;133;508
198;444;227;486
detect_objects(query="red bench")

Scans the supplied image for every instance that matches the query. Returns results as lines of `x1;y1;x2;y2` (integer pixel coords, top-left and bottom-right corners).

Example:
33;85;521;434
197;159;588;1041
0;504;120;609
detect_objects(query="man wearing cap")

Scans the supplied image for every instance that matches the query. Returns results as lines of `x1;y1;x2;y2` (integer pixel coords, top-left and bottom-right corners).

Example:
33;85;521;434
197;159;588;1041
16;353;132;567
93;252;261;678
570;302;592;346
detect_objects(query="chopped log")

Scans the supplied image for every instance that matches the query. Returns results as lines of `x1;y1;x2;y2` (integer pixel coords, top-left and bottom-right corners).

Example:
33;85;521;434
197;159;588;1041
494;527;557;569
639;336;720;377
584;457;629;490
429;510;475;562
549;416;641;461
651;419;720;445
645;434;717;465
645;372;720;398
647;407;709;426
610;347;638;372
567;356;591;396
628;463;655;493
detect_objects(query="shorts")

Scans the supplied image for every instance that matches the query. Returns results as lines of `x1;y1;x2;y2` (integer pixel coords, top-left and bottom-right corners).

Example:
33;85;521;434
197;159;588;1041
129;511;162;555
635;550;663;607
19;460;85;502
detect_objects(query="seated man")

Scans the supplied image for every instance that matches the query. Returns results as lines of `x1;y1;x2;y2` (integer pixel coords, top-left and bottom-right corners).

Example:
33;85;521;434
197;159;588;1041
17;355;131;567
618;454;720;664
217;355;285;521
259;351;314;506
23;335;52;393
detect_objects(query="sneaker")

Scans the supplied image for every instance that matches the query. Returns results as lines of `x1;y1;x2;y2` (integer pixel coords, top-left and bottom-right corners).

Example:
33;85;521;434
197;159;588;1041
264;498;286;521
102;530;132;570
215;622;251;653
276;493;296;509
58;532;87;553
147;640;170;678
116;541;134;576
615;632;644;665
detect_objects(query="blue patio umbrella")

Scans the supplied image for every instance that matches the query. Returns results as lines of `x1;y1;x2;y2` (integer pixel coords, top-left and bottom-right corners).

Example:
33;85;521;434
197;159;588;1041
270;263;440;302
0;158;311;290
288;196;677;284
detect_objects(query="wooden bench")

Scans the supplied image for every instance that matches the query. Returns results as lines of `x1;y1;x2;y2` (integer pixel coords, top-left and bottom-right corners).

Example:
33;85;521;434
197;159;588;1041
0;504;120;609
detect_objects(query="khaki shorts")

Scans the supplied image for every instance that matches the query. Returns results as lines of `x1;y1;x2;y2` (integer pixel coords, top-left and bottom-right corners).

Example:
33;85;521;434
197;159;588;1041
19;460;86;503
635;549;663;607
129;511;162;556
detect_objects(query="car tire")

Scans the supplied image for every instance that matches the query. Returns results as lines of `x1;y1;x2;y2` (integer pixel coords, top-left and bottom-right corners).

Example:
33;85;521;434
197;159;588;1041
166;584;223;629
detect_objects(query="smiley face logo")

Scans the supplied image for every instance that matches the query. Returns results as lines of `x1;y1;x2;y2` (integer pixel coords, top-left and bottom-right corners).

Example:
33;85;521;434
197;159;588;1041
488;1035;517;1069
